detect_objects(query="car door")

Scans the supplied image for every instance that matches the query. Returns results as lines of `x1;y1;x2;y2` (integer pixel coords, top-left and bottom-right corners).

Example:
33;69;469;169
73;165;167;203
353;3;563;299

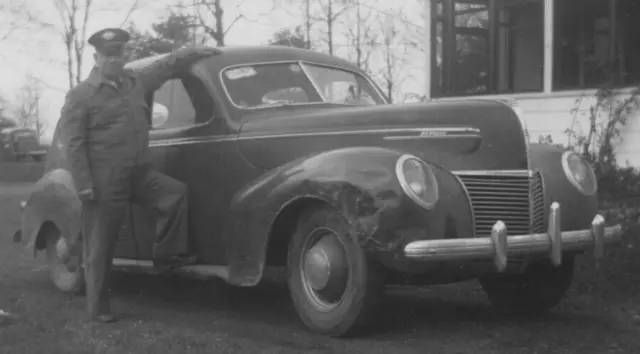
113;78;192;260
114;67;225;262
156;71;230;265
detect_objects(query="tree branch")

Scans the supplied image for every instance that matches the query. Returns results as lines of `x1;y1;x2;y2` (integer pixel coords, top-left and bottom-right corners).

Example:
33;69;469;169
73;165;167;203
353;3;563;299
119;0;141;27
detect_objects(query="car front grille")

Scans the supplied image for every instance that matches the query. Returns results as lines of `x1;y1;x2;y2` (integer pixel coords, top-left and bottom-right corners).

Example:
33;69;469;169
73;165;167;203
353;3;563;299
456;172;545;238
530;171;546;233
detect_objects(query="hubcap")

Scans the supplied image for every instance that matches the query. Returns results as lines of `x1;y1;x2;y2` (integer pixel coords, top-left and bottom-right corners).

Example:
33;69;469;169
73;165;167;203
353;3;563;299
56;237;70;262
304;244;331;290
48;236;80;275
300;228;349;312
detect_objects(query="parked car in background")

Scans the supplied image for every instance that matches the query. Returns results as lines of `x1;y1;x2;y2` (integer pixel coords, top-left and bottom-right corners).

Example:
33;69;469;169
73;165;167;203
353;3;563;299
0;127;47;162
17;45;623;337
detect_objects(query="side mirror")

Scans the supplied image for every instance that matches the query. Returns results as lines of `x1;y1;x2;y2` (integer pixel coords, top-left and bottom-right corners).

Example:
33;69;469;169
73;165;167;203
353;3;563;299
151;102;169;129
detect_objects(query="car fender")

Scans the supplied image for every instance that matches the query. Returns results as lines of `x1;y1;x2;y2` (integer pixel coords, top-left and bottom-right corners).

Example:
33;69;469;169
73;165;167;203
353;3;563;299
226;146;403;286
21;168;83;256
529;143;598;230
226;146;474;286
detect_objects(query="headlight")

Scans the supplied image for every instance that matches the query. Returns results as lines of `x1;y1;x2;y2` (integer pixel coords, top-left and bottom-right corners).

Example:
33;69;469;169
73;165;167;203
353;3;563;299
395;154;439;209
561;150;597;196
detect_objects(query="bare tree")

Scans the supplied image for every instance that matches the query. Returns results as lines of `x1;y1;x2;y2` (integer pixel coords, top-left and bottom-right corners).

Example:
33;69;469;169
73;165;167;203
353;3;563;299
0;0;42;43
52;0;95;89
378;15;409;103
344;1;378;71
302;0;313;49
190;0;274;47
276;0;317;50
193;0;231;46
119;0;142;26
14;75;47;141
313;0;353;55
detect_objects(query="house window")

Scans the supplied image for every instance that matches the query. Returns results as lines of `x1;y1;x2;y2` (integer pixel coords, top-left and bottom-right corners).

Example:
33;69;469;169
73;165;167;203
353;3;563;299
553;0;640;90
431;0;545;98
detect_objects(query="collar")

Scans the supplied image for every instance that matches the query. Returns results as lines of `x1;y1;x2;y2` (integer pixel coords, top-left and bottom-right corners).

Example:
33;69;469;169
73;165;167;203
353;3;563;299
87;67;136;90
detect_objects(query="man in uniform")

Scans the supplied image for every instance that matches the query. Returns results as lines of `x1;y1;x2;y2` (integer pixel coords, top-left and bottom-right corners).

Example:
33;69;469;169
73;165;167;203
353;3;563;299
57;27;220;323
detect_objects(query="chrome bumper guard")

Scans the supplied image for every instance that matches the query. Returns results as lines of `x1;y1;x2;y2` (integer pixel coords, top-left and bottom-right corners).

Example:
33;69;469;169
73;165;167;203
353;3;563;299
403;202;623;272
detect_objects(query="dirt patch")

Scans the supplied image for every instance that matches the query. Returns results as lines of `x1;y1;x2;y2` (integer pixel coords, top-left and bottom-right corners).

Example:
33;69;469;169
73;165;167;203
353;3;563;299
1;182;640;354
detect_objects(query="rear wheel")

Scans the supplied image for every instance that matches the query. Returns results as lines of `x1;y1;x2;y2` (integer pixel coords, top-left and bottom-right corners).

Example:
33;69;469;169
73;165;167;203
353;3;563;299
44;228;85;294
479;255;575;315
287;206;386;337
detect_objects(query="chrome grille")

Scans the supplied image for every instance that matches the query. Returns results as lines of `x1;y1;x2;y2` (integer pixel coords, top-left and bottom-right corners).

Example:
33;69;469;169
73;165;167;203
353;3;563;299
457;174;532;238
530;171;546;233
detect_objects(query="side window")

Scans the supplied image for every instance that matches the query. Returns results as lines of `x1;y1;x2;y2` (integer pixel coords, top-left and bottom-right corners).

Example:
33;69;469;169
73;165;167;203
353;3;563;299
151;75;214;130
322;81;375;104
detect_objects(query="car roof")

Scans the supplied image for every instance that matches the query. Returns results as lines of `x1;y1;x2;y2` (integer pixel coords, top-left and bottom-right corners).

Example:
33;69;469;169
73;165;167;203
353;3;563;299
125;45;363;73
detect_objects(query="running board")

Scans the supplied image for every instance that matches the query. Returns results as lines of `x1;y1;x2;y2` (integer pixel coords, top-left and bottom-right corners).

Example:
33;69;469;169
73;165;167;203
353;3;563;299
112;258;230;281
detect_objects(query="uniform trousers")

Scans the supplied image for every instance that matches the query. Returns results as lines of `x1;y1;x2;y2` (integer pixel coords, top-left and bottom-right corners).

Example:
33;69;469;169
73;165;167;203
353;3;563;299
81;163;188;317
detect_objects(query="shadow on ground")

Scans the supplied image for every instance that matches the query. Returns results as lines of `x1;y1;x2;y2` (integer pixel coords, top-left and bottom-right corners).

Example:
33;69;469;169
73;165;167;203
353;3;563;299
107;271;626;343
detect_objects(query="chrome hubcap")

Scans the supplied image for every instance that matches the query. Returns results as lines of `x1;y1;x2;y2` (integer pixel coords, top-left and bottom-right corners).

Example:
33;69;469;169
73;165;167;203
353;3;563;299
304;244;331;290
300;228;349;312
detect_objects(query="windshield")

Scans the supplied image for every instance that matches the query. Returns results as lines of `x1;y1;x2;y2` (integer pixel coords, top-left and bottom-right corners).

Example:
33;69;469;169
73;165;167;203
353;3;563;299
220;62;386;109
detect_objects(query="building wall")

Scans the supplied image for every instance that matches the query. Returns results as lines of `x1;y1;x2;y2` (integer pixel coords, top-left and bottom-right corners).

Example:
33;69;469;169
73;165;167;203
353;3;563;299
424;0;639;169
436;89;640;168
516;90;640;167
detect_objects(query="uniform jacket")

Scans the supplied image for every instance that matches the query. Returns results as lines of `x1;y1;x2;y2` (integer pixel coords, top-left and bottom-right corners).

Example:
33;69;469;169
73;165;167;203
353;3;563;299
57;47;219;192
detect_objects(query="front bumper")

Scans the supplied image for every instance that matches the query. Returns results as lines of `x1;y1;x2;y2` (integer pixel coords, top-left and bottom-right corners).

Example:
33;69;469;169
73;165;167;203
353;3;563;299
404;202;623;272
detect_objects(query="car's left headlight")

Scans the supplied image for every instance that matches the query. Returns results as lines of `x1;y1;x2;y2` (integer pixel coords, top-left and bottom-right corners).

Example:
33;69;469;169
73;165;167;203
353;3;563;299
395;154;439;210
561;150;597;196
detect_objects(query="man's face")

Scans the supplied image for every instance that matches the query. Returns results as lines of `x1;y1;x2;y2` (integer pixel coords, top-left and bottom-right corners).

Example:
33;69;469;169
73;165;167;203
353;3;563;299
95;50;126;78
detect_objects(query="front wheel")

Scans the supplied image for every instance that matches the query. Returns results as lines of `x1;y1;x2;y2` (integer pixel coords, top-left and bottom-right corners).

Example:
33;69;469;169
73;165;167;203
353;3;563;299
44;228;85;295
287;206;386;337
479;255;575;315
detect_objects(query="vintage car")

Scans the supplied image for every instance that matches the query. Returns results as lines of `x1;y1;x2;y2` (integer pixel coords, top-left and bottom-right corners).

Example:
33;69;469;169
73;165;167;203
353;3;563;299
1;127;47;162
18;45;622;337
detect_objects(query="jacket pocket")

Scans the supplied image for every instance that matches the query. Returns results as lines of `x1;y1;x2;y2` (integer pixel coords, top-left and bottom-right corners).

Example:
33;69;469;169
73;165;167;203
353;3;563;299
88;98;125;128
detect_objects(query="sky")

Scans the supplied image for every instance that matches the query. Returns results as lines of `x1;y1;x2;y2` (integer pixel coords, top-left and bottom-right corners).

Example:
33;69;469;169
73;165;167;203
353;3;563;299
0;0;428;144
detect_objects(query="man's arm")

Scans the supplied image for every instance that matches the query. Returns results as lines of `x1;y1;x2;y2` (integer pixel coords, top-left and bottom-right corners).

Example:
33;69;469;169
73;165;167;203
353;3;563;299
137;46;221;94
59;88;93;193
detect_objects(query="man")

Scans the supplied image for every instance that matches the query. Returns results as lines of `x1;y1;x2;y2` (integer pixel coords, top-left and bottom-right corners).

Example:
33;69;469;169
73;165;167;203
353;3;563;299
57;27;220;323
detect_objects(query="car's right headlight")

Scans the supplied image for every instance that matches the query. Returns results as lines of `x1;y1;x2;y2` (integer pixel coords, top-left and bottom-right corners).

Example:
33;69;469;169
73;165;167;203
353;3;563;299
395;154;439;210
561;150;598;196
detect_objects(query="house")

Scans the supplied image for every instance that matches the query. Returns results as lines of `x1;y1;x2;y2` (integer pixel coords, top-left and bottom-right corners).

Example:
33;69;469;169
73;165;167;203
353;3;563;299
420;0;639;167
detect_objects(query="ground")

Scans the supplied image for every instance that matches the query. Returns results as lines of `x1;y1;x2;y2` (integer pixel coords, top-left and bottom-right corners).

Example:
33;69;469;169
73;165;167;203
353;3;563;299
1;183;640;354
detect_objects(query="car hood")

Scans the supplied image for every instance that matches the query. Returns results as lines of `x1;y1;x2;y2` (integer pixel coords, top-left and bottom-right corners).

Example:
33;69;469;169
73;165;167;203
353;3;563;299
237;100;529;172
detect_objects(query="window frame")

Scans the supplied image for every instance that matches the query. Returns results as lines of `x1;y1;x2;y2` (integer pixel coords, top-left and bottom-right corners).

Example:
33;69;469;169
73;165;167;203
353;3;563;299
148;70;216;131
430;0;546;98
551;0;636;91
428;0;638;99
217;60;389;111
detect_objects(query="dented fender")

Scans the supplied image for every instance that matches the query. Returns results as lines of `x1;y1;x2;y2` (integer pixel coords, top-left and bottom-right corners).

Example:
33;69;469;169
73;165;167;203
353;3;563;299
21;169;83;256
226;147;403;286
225;147;475;286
